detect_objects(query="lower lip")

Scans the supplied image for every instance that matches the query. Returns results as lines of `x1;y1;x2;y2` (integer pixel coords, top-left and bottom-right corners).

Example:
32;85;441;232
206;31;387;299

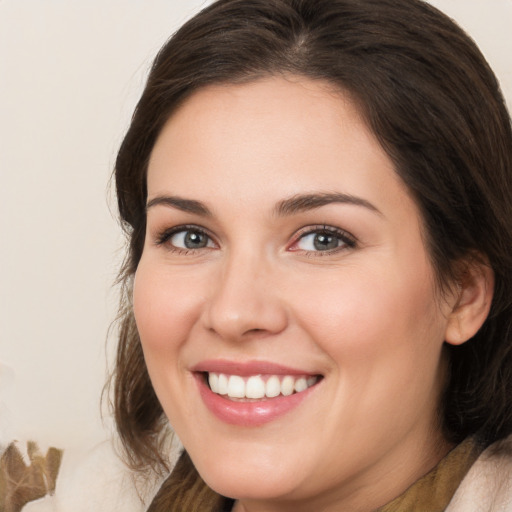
195;374;319;426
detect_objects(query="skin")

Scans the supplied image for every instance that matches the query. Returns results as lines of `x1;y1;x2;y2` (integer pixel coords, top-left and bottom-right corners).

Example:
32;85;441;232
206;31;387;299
133;76;491;512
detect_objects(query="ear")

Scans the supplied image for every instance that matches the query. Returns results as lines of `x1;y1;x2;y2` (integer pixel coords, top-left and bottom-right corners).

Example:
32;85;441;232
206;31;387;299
444;256;494;346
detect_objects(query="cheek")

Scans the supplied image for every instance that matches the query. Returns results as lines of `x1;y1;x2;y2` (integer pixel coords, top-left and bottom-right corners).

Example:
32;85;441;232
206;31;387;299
291;259;446;374
132;259;208;427
132;260;202;359
288;262;448;445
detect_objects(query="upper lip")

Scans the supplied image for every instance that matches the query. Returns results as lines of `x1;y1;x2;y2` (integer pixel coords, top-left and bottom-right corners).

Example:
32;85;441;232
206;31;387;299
191;359;320;377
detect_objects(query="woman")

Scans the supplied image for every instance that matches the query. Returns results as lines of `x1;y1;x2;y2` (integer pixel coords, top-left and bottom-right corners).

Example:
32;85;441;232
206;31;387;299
111;0;512;510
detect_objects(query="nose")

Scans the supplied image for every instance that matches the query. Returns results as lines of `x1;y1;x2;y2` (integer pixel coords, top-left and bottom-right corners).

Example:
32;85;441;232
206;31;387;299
201;252;288;341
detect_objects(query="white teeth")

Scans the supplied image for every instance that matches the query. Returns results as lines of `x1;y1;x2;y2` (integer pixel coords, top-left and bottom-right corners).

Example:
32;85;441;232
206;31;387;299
281;376;295;396
246;376;266;399
207;373;318;399
208;372;219;393
265;375;281;398
294;377;307;393
218;374;229;395
227;375;245;398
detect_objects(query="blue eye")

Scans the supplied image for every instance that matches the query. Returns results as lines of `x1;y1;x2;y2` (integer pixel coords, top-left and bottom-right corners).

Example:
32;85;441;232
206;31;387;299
293;227;356;253
171;230;212;249
297;232;342;251
157;227;215;251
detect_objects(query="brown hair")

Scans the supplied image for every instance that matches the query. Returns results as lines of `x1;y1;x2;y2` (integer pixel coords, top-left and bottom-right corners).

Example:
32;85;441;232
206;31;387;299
110;0;512;501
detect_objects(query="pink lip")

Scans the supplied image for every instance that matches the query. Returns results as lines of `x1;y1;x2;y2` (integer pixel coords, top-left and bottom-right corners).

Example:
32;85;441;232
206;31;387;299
192;360;321;427
191;359;316;376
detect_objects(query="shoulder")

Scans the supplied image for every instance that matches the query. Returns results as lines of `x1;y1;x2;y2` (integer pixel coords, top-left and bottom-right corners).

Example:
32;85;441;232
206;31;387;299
447;435;512;512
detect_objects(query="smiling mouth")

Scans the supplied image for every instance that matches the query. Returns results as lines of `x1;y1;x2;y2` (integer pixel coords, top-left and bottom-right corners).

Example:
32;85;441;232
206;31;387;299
204;372;321;401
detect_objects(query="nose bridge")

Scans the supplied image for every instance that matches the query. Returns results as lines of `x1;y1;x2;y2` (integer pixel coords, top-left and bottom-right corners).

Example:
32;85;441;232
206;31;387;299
203;246;287;340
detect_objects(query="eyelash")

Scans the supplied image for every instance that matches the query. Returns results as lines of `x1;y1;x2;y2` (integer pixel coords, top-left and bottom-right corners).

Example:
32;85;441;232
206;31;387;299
153;224;357;256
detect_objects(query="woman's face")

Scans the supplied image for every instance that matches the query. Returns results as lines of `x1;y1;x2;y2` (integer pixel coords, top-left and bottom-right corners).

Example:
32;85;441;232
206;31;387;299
134;77;455;510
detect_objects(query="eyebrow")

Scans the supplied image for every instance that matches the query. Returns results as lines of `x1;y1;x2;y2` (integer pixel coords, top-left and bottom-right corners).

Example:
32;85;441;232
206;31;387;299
274;192;382;217
146;191;382;218
146;195;212;216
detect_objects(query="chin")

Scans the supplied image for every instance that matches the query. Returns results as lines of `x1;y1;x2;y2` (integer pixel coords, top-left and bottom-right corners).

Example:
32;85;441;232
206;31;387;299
191;451;307;502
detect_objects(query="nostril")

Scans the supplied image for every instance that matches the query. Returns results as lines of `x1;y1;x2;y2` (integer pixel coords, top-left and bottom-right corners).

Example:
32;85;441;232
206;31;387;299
202;283;289;340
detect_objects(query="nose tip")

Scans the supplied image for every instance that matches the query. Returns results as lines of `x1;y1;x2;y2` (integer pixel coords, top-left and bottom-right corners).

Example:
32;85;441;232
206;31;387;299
202;262;288;341
207;308;284;340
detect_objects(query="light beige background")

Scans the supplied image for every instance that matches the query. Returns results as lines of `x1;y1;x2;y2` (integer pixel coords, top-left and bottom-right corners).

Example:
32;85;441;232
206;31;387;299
1;0;511;457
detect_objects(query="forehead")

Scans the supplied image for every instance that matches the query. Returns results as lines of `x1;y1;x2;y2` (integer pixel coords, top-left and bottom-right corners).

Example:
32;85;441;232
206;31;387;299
147;76;412;219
